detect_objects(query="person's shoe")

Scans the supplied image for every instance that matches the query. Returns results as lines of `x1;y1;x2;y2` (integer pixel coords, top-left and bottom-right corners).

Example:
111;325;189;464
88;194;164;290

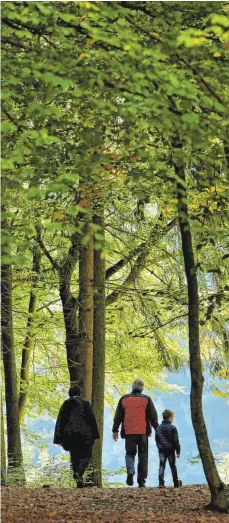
126;473;134;486
158;484;165;488
75;474;84;488
174;479;182;488
138;483;146;488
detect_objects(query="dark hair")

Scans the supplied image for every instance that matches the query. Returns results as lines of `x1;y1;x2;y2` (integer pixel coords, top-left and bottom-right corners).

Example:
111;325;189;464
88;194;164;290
69;386;81;397
162;409;174;421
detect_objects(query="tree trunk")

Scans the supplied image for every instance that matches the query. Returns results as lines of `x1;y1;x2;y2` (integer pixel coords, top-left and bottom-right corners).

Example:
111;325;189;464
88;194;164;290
59;271;80;385
176;164;228;511
91;197;105;487
1;259;25;484
18;245;41;423
78;226;94;401
1;392;7;486
36;219;81;386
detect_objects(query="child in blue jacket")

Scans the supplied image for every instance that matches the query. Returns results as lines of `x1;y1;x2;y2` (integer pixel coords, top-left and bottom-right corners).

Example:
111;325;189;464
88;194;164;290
155;409;182;488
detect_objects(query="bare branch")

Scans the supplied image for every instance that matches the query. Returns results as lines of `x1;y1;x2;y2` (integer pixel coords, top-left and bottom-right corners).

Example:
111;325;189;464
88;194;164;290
37;299;61;312
35;226;60;271
106;218;178;306
129;313;188;338
106;217;178;281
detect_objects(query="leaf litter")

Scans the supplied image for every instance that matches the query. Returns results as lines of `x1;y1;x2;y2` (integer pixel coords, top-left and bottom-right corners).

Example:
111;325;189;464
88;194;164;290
2;485;229;522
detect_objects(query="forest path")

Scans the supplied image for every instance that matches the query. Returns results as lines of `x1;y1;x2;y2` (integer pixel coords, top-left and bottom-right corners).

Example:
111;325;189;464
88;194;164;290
2;485;229;522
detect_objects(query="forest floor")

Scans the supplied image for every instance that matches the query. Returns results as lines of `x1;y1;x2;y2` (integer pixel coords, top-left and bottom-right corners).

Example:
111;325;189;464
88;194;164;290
2;485;229;523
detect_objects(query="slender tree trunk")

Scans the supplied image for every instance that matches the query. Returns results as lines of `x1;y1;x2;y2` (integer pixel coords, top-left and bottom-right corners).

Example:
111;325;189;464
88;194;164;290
176;164;228;511
1;392;7;485
78;226;94;401
91;196;105;487
18;245;41;423
1;259;25;484
59;272;80;385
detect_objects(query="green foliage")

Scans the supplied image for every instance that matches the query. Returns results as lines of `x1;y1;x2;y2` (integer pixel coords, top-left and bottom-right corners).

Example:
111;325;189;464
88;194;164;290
22;458;126;488
25;458;75;488
1;2;229;479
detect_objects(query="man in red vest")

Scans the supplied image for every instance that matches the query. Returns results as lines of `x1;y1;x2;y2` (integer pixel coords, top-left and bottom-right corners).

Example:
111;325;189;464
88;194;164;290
112;379;158;487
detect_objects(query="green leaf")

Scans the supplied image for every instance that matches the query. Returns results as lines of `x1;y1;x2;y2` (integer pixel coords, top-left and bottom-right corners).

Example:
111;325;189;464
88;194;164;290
210;14;229;28
46;183;70;193
80;233;91;246
1;121;17;133
1;255;27;266
27;188;44;200
181;113;200;125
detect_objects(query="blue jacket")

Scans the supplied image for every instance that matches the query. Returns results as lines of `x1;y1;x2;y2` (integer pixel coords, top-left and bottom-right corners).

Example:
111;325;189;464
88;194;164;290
155;420;181;454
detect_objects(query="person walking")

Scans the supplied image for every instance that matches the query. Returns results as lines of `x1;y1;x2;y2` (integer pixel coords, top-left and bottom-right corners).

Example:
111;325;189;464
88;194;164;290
155;409;182;488
112;379;158;487
54;386;99;488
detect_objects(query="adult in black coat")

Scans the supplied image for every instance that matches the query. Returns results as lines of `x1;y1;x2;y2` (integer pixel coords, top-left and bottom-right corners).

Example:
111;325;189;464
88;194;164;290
54;386;99;487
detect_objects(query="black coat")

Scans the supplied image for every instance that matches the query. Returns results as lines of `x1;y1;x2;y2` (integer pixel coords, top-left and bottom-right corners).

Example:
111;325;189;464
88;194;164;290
53;396;100;450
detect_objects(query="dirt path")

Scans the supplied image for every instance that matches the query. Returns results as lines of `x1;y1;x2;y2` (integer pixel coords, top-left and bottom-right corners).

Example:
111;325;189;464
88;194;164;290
2;485;229;522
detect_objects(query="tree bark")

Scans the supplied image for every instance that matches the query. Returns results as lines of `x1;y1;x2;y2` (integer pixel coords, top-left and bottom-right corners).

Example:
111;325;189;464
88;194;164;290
78;226;94;401
91;197;106;487
1;258;25;484
176;164;228;511
59;270;80;385
37;224;81;385
18;244;41;423
1;392;7;485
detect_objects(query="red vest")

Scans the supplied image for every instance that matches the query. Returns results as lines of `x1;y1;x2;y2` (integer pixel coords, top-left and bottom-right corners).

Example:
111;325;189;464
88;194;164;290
122;395;148;435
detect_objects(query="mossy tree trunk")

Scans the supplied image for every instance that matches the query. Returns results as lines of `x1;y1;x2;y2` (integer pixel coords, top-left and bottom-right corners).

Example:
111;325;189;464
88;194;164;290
59;269;80;385
37;222;81;386
18;244;41;423
1;392;7;486
78;226;94;401
176;162;228;511
1;254;25;484
91;195;105;487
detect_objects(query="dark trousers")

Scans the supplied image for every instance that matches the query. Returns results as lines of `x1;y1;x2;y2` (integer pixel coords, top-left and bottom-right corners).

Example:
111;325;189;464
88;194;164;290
159;450;179;486
125;435;148;485
69;437;93;480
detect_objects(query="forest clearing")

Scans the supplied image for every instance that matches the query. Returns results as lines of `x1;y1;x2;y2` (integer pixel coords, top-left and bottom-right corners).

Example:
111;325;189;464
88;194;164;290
1;0;229;521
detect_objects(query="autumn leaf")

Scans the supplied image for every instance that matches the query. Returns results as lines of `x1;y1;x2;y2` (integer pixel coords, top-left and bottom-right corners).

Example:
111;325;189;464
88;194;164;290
52;211;64;220
79;199;90;208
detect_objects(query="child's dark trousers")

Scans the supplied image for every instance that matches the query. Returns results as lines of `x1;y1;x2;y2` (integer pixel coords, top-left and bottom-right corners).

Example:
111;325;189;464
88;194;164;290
158;449;179;486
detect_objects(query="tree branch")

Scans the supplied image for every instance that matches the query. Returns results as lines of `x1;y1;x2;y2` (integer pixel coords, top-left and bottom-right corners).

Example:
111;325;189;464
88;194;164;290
37;299;61;312
35;226;60;271
106;217;177;281
1;37;29;50
106;217;178;305
2;105;24;132
129;313;189;338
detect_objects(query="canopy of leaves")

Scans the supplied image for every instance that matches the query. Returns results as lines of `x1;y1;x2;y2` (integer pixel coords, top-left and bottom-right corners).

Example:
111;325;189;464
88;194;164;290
1;1;229;432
